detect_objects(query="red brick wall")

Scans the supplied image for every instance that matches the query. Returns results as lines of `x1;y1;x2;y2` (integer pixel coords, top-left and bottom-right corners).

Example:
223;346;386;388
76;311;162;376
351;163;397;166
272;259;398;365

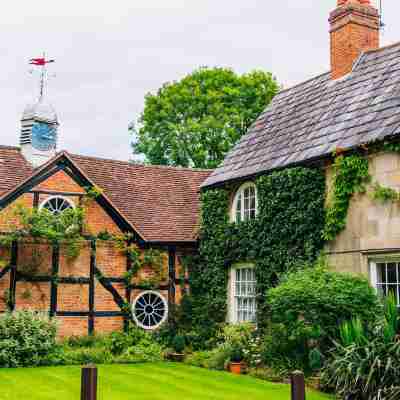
15;282;51;311
0;169;194;338
330;2;380;79
57;316;88;338
0;270;10;312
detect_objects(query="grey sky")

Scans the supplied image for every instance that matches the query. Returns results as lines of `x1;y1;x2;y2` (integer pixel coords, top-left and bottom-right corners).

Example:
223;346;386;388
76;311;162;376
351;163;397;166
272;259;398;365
1;0;399;161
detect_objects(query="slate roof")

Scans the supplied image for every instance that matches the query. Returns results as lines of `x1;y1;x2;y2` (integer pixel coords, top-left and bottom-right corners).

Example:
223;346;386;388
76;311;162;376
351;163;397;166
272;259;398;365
202;42;400;188
0;146;211;243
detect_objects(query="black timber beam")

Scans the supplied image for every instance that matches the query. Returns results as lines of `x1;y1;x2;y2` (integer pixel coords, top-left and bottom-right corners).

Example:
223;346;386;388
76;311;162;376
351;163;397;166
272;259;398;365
49;244;60;318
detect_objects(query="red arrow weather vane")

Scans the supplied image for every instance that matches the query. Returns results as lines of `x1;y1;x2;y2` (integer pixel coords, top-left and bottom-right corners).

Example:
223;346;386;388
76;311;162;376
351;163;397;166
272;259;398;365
29;53;55;100
30;57;55;66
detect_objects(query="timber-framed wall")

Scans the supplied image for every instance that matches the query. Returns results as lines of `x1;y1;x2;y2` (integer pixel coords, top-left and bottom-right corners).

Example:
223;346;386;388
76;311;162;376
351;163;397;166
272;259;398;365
0;157;193;337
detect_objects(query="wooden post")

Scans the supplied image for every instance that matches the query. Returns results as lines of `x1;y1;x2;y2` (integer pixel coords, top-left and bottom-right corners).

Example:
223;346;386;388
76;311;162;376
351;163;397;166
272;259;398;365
81;365;98;400
291;371;305;400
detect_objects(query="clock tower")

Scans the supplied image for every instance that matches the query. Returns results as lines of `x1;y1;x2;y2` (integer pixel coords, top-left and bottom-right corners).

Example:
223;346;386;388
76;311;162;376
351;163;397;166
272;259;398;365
20;98;59;166
21;55;59;166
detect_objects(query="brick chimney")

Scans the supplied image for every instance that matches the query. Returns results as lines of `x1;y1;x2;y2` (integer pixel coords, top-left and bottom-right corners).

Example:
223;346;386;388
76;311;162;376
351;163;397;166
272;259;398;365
329;0;380;80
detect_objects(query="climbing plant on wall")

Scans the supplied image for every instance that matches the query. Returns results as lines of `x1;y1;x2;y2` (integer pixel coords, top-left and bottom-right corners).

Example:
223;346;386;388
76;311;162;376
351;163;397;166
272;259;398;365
323;154;370;241
187;167;326;340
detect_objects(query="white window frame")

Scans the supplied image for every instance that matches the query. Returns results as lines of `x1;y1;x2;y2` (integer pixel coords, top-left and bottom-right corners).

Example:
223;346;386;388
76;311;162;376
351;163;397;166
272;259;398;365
369;255;400;307
132;291;168;330
228;263;257;324
39;195;75;215
231;182;258;223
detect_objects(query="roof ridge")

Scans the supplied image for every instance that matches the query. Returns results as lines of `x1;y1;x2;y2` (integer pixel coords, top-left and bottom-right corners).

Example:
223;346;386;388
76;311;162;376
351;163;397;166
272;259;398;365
362;40;400;56
69;152;213;173
277;71;331;96
0;145;21;151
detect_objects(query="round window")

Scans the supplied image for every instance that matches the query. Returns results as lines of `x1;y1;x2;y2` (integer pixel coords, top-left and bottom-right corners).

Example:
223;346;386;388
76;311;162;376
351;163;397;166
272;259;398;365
132;291;168;330
40;196;74;216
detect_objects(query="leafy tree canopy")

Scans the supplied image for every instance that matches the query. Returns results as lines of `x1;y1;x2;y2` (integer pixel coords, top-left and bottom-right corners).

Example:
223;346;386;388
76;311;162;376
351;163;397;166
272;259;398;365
132;67;279;169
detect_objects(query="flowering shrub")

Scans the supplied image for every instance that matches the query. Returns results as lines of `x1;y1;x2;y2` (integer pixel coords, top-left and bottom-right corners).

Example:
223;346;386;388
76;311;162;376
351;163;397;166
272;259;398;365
0;311;58;367
219;323;262;367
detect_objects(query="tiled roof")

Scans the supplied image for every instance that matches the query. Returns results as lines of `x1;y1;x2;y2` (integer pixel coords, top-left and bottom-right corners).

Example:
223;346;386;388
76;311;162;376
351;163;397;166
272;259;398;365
0;146;33;196
202;42;400;187
0;146;211;243
69;154;211;243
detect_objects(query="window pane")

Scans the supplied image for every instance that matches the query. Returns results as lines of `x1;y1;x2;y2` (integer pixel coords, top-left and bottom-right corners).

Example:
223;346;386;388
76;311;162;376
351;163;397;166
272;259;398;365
375;262;400;307
387;263;397;283
377;263;386;284
233;267;257;322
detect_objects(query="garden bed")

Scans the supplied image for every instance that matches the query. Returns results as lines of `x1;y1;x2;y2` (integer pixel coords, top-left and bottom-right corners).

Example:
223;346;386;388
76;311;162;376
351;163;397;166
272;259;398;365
0;363;332;400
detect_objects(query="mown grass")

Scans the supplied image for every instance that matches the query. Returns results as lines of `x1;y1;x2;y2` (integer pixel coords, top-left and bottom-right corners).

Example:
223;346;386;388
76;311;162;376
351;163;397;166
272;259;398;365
0;363;332;400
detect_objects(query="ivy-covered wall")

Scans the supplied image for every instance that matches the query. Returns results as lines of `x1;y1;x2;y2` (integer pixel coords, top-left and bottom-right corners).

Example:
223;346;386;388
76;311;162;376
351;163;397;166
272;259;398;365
326;150;400;276
189;167;326;335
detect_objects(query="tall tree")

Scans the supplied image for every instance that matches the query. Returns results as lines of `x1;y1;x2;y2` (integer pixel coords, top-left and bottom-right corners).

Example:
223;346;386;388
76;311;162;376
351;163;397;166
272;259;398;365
132;67;279;169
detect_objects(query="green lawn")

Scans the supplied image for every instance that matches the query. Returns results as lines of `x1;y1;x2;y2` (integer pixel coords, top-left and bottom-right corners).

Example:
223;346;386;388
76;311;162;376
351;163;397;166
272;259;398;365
0;363;332;400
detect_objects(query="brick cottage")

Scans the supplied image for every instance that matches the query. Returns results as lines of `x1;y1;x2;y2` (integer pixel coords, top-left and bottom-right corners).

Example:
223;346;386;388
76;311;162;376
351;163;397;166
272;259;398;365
2;0;400;334
0;116;210;336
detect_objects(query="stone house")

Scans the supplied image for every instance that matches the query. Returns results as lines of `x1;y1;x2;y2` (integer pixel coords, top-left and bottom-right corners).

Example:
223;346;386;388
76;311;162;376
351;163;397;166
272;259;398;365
202;0;400;323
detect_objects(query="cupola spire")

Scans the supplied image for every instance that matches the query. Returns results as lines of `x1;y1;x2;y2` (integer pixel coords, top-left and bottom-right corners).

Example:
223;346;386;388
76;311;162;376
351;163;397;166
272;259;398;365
21;55;59;167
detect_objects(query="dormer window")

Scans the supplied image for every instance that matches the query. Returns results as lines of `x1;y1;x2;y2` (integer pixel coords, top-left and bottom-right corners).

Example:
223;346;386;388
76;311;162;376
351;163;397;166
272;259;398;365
232;182;258;223
40;196;74;216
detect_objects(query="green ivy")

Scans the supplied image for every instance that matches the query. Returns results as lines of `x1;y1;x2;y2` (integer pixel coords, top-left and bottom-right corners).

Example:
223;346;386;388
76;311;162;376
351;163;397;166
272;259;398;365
187;167;326;340
371;182;399;203
323;154;370;241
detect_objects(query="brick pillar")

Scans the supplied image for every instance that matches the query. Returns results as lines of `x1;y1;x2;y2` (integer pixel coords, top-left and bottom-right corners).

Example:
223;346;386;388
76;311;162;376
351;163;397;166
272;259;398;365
329;0;380;80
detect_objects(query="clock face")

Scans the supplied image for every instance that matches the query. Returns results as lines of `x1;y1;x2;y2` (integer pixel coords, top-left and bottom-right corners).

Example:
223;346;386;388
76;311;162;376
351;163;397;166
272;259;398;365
31;122;57;152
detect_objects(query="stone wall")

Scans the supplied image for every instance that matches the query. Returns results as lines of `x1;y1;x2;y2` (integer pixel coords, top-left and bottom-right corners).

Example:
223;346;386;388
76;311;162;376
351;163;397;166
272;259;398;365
326;151;400;279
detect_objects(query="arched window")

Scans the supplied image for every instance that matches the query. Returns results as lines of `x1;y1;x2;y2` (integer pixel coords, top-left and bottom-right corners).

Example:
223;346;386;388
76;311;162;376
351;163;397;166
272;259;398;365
231;182;258;222
132;291;168;330
39;196;74;216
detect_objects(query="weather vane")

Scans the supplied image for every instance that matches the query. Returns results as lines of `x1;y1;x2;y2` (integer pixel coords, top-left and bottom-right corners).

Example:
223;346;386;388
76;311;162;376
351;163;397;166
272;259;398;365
29;53;55;101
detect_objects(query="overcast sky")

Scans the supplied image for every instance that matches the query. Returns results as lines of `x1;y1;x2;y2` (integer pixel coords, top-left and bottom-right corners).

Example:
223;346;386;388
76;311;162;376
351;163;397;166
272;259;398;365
1;0;399;161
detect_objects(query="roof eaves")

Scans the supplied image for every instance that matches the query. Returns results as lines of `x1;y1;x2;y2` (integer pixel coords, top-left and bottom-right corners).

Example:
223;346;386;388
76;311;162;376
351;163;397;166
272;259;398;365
0;151;148;243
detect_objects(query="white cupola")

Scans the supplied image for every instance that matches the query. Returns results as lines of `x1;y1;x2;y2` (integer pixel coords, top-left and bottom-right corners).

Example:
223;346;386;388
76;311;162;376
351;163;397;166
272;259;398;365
20;98;59;167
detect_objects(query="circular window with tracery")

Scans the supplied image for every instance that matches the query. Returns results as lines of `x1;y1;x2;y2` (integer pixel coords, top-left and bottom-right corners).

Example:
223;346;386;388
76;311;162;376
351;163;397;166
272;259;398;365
40;196;74;215
132;291;168;330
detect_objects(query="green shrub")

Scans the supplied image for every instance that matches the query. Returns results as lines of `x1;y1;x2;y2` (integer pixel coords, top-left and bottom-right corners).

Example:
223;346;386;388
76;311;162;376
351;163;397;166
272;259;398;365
58;326;166;366
247;367;286;383
65;334;108;349
172;335;186;353
62;347;113;365
265;261;381;371
219;323;261;367
106;325;148;355
321;339;400;399
0;311;58;367
184;323;262;371
321;295;400;399
184;345;232;370
229;345;244;363
116;338;164;363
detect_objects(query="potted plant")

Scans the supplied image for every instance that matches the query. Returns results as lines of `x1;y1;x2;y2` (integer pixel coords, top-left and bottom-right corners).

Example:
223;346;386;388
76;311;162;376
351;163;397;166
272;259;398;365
229;346;244;375
170;335;186;362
